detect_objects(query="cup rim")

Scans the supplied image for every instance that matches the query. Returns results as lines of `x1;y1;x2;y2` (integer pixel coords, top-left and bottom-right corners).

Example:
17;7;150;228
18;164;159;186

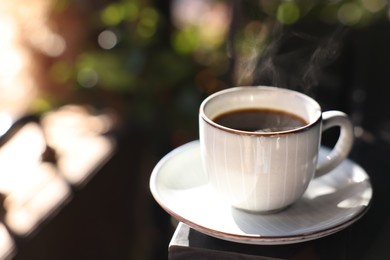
199;86;322;136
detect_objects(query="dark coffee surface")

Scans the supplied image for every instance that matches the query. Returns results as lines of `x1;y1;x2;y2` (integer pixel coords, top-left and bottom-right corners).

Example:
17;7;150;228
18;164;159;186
213;108;307;132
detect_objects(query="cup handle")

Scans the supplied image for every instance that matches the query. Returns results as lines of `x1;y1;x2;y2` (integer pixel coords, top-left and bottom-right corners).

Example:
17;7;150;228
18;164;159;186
315;111;354;177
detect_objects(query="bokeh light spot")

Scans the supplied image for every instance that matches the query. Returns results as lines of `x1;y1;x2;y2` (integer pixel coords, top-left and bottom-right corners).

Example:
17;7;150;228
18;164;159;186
172;29;198;54
362;0;387;13
276;2;300;25
137;8;159;39
338;3;363;25
77;68;99;88
98;30;118;50
101;4;125;26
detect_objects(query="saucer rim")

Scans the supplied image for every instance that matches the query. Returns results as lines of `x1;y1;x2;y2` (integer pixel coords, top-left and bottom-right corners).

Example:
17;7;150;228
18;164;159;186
150;140;372;245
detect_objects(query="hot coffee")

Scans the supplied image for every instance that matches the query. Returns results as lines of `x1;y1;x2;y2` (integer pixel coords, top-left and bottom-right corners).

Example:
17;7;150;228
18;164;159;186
200;86;354;212
213;108;307;133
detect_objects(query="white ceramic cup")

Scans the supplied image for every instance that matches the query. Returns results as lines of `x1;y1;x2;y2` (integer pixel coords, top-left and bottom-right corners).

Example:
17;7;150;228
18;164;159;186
199;86;354;213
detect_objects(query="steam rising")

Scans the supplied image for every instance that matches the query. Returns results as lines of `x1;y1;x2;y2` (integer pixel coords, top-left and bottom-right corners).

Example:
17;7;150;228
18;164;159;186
235;21;348;95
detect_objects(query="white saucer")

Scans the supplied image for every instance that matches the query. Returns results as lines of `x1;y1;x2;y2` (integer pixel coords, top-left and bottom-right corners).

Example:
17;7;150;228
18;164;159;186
150;140;372;245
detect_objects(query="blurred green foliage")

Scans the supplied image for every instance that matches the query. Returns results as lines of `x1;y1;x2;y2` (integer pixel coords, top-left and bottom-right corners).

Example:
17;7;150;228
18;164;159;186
41;0;389;147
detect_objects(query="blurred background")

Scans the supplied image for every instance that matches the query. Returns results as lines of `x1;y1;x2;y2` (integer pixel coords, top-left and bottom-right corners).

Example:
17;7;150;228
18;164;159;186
1;0;390;259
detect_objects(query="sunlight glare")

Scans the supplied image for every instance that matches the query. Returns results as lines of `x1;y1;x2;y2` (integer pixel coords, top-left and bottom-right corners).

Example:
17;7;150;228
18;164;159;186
304;182;336;200
0;114;12;136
